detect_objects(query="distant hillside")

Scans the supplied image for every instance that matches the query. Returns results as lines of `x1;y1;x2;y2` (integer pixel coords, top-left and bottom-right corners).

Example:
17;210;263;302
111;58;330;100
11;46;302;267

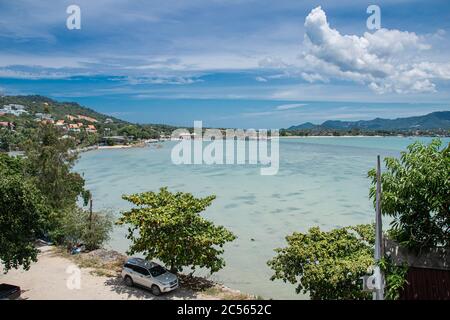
289;122;316;130
0;95;126;124
0;95;179;151
287;111;450;131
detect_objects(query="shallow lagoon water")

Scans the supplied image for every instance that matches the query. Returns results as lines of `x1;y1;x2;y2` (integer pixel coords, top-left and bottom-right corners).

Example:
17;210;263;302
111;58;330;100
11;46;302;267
74;137;449;299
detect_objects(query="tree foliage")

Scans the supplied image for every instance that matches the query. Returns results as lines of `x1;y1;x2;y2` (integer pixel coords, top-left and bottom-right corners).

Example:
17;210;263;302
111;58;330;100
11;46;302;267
268;224;375;300
0;154;49;272
21;124;88;242
378;257;409;300
117;187;236;274
61;207;113;251
369;139;450;250
23;124;86;211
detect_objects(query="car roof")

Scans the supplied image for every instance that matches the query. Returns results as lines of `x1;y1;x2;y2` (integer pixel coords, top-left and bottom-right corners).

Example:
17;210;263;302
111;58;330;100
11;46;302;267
126;257;159;269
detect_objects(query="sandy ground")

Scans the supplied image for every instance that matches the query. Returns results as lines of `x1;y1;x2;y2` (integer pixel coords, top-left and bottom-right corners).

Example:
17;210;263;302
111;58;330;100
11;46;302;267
0;246;217;300
97;143;146;150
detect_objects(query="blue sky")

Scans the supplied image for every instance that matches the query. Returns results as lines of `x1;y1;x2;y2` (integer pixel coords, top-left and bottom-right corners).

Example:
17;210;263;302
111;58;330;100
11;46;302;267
0;0;450;127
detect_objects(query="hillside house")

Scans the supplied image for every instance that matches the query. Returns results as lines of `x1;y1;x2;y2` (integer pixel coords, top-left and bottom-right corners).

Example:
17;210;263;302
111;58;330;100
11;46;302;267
55;120;67;130
68;123;81;132
86;125;97;133
78;115;98;123
0;121;14;130
35;113;53;121
0;104;28;116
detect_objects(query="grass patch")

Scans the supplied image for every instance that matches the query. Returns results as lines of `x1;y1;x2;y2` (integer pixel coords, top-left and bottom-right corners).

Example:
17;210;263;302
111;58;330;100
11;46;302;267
51;246;126;277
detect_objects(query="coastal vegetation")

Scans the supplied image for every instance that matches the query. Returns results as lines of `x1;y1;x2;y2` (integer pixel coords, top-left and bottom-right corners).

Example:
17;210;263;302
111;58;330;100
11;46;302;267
0;123;113;272
368;138;450;250
61;207;113;252
280;127;449;137
268;224;375;300
0;154;49;272
117;187;236;274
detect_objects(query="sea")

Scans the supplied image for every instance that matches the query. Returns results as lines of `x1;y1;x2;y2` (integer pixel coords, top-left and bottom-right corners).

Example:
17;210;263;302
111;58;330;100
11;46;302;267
74;136;449;299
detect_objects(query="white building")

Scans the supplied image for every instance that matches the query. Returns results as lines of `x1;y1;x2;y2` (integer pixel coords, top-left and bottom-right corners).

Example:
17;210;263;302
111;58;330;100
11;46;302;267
0;104;28;116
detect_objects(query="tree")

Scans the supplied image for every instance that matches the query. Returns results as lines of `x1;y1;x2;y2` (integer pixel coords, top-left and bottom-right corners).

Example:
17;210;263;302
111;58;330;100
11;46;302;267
268;224;375;300
23;124;85;210
24;124;88;242
0;154;49;272
369;139;450;250
22;124;87;241
117;187;236;274
0;128;20;152
61;207;113;251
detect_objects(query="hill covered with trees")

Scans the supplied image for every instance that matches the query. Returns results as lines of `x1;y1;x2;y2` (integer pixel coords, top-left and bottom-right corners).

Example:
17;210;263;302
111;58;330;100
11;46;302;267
285;111;450;136
0;95;178;151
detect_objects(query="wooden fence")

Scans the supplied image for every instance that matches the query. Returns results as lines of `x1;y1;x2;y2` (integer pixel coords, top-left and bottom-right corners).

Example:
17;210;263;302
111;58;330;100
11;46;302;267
384;239;450;300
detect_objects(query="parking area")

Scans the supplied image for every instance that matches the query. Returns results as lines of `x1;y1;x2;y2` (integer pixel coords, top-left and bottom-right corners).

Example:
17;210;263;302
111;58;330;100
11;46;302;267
0;246;213;300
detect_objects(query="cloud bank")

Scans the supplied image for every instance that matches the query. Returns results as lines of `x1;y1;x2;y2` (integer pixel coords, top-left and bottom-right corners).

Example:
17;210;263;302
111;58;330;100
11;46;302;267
300;6;450;94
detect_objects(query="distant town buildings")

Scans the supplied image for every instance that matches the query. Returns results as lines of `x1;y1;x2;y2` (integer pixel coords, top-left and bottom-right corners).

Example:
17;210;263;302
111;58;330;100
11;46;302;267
0;104;28;116
35;113;53;121
0;105;101;135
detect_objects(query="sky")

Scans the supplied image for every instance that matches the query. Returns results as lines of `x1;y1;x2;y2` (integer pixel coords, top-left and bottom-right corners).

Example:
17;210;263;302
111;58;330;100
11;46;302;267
0;0;450;128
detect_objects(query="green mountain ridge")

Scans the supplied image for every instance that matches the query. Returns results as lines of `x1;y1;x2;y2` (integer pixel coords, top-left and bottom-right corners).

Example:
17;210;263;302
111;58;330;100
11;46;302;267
288;111;450;131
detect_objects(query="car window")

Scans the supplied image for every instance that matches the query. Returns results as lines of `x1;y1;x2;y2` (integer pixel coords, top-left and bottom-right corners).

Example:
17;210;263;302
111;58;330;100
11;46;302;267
124;263;134;270
134;266;150;276
150;265;167;277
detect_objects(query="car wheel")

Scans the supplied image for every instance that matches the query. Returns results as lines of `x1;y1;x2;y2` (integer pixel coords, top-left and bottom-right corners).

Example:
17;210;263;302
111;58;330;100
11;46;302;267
151;285;161;296
124;276;134;287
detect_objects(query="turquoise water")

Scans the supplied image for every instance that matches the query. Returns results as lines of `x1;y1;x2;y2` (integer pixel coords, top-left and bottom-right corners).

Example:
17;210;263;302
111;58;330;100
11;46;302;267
74;137;449;299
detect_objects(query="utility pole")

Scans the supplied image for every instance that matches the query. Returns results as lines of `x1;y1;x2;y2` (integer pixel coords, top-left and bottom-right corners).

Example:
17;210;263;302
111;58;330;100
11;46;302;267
89;198;93;231
374;155;385;300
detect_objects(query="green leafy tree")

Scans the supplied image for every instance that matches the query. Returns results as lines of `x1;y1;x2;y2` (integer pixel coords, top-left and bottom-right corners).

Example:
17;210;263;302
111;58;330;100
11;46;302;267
117;187;236;274
369;139;450;250
61;207;113;251
268;224;375;300
23;124;85;210
22;124;87;241
378;257;409;300
0;128;22;152
0;155;49;272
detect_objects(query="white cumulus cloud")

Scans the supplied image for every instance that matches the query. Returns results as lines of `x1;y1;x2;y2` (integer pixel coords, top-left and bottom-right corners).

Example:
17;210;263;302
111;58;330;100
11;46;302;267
275;103;307;110
300;6;450;94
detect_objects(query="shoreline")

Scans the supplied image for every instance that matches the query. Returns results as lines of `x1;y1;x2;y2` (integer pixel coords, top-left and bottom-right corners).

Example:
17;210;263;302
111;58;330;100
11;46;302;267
279;135;385;138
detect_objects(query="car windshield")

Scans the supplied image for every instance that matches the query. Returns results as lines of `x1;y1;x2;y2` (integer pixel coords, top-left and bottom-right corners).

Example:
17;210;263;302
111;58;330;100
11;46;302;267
150;265;167;277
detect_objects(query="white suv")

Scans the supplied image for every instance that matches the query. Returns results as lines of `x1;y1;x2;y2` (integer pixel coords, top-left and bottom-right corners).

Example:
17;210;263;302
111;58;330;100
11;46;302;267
121;258;179;295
